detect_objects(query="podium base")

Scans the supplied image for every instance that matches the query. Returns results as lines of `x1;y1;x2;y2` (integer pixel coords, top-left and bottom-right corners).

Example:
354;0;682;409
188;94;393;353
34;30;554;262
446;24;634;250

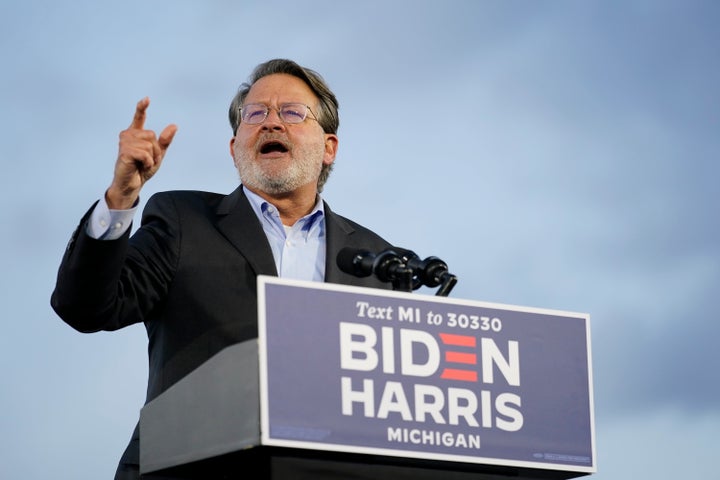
153;445;589;480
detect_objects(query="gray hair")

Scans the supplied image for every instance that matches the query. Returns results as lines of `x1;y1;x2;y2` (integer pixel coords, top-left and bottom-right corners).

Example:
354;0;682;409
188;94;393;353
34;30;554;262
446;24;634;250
228;59;339;191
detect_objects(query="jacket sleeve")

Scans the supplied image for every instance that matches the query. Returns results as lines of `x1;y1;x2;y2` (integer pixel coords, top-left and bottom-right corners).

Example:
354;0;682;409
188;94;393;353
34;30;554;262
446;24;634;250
50;193;180;333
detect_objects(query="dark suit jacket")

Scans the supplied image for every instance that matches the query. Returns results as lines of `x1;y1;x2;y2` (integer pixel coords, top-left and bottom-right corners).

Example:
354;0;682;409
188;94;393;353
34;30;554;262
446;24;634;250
51;186;394;470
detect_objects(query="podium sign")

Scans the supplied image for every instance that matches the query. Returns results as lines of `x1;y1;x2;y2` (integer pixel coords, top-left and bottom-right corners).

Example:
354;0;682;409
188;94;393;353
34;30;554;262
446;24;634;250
258;276;596;475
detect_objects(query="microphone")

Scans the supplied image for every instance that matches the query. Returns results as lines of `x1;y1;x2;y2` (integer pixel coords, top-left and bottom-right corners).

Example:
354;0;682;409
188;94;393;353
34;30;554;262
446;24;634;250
391;248;453;289
337;247;458;296
336;247;410;283
336;247;375;278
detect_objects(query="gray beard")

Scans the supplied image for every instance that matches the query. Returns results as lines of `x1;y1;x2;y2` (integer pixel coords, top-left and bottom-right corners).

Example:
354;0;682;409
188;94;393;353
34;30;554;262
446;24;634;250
235;141;324;195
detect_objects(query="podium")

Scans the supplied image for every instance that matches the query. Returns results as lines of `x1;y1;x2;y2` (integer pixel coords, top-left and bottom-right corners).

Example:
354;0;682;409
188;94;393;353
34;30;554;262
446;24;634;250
140;277;596;479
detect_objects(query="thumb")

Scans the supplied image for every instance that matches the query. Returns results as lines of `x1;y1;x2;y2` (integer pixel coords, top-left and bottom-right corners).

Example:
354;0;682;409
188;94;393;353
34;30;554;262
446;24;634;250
159;124;178;151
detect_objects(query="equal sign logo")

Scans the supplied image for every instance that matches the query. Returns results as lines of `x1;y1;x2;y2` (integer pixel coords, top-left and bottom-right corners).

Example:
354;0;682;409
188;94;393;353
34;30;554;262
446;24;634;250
439;333;478;382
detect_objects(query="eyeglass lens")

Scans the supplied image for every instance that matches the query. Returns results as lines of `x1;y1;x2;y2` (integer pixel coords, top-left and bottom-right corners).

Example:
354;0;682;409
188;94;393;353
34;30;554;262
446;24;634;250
241;103;308;124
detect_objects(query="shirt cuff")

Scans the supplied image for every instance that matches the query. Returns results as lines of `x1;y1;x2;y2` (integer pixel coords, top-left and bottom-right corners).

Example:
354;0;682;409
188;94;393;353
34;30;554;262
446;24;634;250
86;195;137;240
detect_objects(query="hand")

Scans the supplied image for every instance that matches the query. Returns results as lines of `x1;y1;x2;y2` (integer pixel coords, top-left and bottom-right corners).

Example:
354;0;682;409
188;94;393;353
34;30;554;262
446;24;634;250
106;97;177;209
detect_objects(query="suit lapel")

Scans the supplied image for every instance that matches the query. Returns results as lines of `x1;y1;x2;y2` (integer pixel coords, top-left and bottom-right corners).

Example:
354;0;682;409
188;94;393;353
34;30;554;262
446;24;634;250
324;201;356;284
215;187;278;277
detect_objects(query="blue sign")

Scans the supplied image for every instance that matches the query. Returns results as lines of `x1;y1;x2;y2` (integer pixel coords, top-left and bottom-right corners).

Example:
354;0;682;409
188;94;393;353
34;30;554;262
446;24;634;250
257;276;595;474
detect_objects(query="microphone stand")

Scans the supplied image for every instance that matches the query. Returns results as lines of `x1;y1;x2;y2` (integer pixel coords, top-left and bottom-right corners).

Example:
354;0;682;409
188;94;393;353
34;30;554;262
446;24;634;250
371;250;415;293
435;273;457;297
391;266;415;293
378;249;457;296
397;251;458;297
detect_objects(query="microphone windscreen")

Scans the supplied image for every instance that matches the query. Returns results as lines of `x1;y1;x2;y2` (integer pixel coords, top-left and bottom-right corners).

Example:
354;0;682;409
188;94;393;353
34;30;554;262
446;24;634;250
336;247;373;277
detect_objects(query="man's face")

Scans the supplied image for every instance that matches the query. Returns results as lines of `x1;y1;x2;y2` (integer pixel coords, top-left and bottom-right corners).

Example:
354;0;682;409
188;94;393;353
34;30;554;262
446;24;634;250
230;73;338;196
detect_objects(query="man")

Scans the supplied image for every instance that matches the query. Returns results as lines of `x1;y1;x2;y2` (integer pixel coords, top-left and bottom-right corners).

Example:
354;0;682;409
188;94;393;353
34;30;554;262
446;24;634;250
51;59;395;479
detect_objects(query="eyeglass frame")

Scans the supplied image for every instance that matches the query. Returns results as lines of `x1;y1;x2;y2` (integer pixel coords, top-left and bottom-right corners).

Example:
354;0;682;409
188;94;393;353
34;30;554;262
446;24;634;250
238;102;319;126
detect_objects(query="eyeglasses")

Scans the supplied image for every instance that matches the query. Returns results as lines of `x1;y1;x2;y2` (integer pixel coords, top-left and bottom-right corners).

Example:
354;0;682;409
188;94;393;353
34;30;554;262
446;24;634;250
239;103;318;125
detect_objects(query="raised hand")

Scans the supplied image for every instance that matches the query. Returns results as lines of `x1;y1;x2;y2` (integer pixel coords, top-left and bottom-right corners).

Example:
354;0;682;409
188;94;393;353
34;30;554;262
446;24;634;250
106;97;177;209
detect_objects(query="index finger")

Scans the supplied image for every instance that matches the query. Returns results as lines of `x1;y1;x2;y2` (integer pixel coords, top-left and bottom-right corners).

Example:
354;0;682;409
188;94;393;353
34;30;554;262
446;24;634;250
130;97;150;129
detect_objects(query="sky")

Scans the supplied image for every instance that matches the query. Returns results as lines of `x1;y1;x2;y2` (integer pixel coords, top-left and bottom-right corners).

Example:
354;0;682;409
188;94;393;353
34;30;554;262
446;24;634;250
1;0;719;478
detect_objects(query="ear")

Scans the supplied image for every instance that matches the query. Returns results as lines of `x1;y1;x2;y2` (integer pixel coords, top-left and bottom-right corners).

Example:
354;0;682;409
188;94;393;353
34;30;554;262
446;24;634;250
323;133;339;166
229;136;237;164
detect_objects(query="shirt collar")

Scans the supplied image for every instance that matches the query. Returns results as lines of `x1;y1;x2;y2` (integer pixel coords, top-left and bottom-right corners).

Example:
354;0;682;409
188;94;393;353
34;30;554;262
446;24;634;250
242;185;325;235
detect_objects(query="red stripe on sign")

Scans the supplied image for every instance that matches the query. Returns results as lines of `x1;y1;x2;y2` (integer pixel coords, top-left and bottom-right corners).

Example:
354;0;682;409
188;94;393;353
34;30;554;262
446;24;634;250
445;351;477;364
439;333;476;347
440;368;478;382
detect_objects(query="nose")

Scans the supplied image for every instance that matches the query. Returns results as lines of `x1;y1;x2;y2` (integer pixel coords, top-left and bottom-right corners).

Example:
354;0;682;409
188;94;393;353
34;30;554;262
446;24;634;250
261;107;285;131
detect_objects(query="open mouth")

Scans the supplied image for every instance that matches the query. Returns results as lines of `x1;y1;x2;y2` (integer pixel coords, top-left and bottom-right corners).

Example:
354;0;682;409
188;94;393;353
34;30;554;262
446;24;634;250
259;140;290;154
